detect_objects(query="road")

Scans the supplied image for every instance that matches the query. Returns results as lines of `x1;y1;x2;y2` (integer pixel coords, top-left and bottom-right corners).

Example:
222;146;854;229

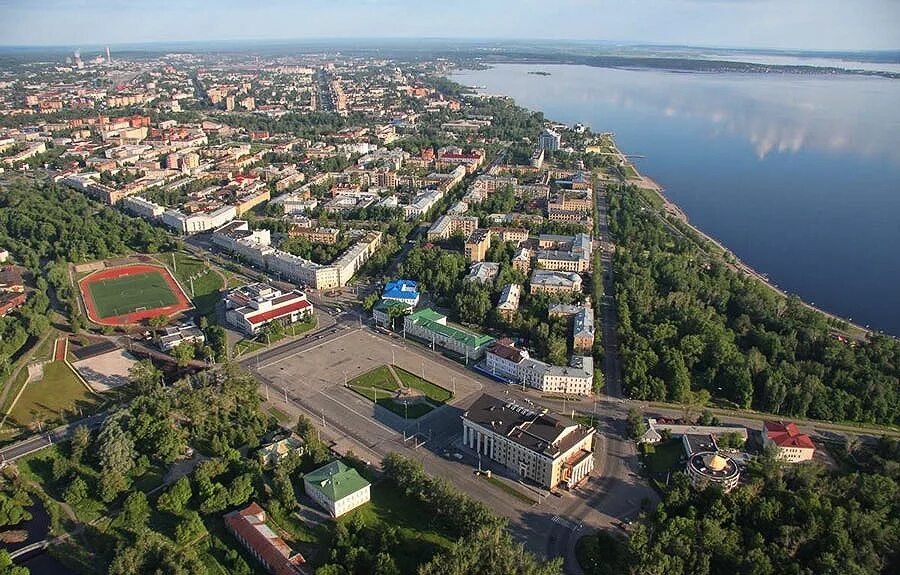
0;412;107;464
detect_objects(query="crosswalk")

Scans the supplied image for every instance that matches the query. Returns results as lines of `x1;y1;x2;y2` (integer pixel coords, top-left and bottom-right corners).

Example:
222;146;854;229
550;515;581;530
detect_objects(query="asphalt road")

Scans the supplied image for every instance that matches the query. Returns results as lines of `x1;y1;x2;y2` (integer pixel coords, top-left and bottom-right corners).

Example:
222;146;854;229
0;412;107;464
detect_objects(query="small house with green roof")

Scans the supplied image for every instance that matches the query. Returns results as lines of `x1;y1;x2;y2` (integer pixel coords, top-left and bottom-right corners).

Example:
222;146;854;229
403;307;495;362
303;461;371;518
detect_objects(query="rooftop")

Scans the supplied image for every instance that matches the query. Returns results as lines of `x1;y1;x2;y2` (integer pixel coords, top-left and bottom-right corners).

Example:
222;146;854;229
463;394;593;459
764;420;815;450
304;461;370;502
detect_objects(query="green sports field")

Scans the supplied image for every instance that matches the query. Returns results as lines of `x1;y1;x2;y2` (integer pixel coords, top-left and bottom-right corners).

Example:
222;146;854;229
87;271;180;318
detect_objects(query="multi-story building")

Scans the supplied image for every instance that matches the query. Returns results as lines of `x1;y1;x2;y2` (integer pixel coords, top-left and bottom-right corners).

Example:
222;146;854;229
461;394;595;489
404;308;494;362
382;279;420;307
683;434;741;493
489;227;529;245
763;421;815;462
496;283;521;319
512;247;532;274
162;205;237;233
288;226;340;245
539;128;561;151
485;340;594;395
465;229;492;263
121;196;165;219
466;262;500;284
303;461;371;518
224;283;313;335
530;270;582;295
535;233;592;273
426;215;479;240
548;303;595;353
158;322;206;352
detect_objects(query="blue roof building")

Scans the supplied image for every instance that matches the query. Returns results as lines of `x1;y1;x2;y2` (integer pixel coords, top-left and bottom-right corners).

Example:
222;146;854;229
382;279;420;306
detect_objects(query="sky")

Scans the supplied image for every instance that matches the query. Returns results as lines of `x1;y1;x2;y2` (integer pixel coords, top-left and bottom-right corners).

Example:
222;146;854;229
0;0;898;51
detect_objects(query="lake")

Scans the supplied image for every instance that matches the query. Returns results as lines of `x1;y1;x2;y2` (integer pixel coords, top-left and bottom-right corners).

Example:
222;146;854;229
452;63;900;336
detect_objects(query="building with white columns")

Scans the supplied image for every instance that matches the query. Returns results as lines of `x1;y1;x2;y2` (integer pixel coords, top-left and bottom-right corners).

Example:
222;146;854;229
461;394;595;489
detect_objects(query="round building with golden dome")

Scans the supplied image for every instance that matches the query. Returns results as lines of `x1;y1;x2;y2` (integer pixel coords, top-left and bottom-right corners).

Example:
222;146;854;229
687;451;740;492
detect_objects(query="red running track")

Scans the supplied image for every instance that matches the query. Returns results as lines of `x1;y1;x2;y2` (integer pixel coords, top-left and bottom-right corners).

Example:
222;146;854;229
78;264;192;326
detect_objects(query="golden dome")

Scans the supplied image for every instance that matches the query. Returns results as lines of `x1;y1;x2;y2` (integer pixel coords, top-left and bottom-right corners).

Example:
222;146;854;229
704;453;727;472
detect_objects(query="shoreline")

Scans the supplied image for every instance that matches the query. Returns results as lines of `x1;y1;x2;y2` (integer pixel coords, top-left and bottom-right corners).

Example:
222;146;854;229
603;135;875;341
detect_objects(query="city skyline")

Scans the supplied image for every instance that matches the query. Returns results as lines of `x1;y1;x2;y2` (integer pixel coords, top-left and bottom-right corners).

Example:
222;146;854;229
1;0;899;51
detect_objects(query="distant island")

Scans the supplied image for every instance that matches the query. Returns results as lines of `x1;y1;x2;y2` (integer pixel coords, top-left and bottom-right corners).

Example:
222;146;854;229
528;71;552;76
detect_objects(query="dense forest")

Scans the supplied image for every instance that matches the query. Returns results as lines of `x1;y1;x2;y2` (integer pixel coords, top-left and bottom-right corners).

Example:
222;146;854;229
0;179;174;269
609;184;900;425
620;441;900;575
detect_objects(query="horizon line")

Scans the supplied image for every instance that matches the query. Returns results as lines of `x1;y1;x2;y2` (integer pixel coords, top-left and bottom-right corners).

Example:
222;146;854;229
0;37;898;55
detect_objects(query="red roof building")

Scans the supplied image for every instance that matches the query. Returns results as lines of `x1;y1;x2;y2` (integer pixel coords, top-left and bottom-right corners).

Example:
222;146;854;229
763;420;815;462
224;503;305;575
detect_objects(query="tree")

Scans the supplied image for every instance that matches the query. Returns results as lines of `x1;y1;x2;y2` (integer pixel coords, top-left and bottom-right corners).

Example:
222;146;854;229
171;342;196;367
157;476;192;515
0;549;29;575
626;408;646;439
63;476;89;508
129;360;163;395
69;424;91;464
0;490;31;527
229;473;254;506
174;510;206;546
120;491;150;533
97;413;136;502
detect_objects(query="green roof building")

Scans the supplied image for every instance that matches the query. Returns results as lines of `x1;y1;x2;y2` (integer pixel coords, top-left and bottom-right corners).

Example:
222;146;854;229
403;308;495;362
303;461;371;518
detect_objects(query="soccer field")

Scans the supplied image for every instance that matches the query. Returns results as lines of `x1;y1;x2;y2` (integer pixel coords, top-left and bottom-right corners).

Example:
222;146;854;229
87;270;181;319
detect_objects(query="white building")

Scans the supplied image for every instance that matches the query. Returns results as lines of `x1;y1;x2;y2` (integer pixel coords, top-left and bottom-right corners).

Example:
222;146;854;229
224;283;313;335
539;128;561;152
303;461;371;518
462;394;595;489
485;340;594;396
121;196;165;219
162;205;237;234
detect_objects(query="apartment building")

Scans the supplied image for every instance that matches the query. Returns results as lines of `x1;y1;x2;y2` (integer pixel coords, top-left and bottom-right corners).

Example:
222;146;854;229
530;270;582;295
496;284;522;319
465;228;492;263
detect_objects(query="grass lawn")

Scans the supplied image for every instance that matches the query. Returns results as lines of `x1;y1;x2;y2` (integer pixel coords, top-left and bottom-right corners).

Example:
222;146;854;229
87;271;180;318
394;366;452;403
642;438;685;475
268;406;292;425
479;473;537;505
161;252;225;317
339;483;454;573
8;361;103;431
346;365;435;419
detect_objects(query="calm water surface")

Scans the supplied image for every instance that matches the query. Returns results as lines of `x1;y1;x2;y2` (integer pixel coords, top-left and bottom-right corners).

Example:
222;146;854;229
452;64;900;336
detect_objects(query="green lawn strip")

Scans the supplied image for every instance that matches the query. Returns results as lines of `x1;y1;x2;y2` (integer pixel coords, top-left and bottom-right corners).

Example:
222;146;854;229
478;473;537;505
393;366;452;403
8;360;104;430
641;438;684;475
268;406;292;425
